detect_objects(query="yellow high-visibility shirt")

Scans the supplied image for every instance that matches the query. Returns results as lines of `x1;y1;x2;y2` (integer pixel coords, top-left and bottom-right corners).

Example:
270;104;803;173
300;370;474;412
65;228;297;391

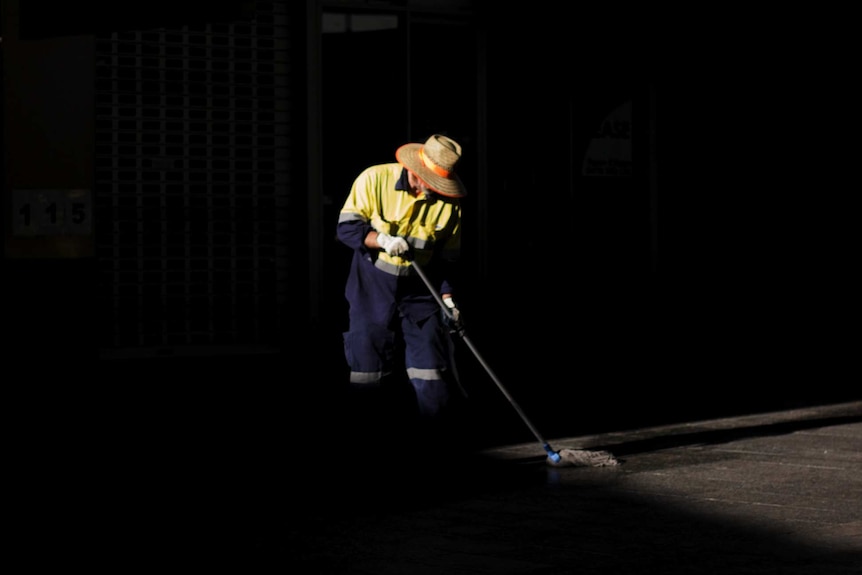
338;163;461;275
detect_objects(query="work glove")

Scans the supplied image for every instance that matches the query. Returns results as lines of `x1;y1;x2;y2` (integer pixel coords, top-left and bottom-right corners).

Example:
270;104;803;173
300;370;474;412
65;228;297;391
376;232;410;257
442;297;464;334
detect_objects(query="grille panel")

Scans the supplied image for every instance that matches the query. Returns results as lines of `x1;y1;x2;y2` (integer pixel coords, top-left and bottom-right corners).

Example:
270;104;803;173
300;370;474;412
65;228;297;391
94;3;291;357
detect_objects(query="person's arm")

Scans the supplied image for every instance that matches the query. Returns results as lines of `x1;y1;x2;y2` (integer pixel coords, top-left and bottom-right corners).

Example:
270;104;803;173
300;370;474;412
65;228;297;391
336;216;373;252
337;168;376;251
338;165;408;256
364;230;383;250
338;219;408;257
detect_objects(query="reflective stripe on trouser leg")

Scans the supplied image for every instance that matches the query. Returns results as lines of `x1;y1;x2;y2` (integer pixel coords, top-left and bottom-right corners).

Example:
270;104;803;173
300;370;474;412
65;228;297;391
343;324;395;384
402;312;450;417
406;367;449;418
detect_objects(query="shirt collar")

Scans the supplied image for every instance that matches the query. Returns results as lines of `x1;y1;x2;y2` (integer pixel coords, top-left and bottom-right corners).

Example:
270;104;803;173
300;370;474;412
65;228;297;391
395;167;410;191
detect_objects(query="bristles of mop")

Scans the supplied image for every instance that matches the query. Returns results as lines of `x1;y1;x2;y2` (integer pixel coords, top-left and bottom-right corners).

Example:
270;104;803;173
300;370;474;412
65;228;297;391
548;448;619;467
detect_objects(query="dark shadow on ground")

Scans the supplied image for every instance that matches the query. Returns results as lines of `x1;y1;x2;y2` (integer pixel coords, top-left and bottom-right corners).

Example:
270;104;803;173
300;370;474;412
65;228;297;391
590;410;862;460
91;427;860;575
17;356;856;572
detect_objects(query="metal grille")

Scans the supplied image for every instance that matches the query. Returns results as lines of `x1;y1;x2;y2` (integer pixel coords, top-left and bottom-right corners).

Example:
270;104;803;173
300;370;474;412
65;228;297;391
94;3;291;357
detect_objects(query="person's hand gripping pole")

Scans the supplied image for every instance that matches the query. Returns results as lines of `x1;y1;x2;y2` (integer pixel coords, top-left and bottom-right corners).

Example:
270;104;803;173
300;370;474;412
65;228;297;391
442;296;465;336
410;260;465;338
376;231;409;257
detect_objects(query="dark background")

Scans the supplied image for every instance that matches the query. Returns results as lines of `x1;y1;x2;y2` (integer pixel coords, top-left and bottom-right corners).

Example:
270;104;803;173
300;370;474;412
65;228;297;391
4;2;857;458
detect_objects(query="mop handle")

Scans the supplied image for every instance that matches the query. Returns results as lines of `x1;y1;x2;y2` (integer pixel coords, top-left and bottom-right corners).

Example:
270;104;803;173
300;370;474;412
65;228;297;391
458;332;558;457
410;260;561;463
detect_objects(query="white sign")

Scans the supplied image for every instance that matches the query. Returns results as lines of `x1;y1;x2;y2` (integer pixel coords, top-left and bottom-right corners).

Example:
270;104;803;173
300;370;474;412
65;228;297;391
12;189;92;236
582;100;633;177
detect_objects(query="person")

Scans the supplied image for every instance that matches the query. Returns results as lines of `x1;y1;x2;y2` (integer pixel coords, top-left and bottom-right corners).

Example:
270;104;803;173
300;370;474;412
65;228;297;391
335;134;468;452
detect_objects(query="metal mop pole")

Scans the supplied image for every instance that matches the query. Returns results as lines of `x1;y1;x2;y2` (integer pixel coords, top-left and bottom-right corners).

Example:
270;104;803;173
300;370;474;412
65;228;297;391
410;260;562;464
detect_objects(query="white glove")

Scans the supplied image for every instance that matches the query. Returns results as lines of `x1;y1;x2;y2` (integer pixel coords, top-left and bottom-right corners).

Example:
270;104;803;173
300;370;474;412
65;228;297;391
376;232;409;256
443;297;463;331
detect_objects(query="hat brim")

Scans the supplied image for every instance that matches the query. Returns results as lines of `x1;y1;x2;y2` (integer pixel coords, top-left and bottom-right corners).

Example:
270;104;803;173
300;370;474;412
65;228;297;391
396;143;466;198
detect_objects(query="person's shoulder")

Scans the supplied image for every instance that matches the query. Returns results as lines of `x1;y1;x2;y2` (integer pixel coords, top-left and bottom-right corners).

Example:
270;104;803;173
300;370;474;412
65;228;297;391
360;162;400;174
356;163;402;181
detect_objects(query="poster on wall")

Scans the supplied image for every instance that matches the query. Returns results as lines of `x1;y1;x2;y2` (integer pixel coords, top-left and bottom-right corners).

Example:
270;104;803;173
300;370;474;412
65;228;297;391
582;100;632;177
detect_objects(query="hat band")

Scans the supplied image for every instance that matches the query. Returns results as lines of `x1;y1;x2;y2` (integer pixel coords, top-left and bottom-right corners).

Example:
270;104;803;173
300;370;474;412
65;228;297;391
419;148;453;179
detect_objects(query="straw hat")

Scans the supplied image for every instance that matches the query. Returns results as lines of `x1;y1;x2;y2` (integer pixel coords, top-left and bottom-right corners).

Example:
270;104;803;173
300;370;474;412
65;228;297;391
395;134;466;198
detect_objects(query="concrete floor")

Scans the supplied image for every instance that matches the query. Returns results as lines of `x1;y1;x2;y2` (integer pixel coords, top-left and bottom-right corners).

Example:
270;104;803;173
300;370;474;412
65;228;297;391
37;398;858;573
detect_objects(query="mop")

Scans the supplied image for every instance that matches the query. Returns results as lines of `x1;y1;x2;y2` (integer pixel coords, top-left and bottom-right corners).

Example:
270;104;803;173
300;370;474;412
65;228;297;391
411;260;618;468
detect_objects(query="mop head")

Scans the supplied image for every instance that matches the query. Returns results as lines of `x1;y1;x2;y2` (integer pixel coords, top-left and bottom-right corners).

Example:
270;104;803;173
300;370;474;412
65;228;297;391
548;448;619;467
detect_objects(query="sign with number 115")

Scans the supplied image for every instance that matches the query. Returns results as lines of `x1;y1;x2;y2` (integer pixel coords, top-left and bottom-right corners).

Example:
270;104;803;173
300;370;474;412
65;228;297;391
13;189;92;236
